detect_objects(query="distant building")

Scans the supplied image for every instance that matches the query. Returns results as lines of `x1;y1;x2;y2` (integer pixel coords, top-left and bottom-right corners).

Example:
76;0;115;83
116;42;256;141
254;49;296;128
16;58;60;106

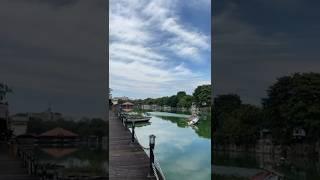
141;104;151;110
121;102;134;112
162;105;171;111
10;113;29;136
293;128;306;139
259;129;272;139
113;96;129;101
29;108;62;121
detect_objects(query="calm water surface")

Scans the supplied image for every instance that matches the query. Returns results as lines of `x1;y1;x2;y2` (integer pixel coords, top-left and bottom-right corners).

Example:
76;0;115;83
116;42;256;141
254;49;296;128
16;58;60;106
34;146;108;176
132;111;211;180
213;151;320;180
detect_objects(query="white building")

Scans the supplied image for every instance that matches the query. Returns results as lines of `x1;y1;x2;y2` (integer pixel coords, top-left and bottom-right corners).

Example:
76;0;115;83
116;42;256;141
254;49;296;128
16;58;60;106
10;114;29;136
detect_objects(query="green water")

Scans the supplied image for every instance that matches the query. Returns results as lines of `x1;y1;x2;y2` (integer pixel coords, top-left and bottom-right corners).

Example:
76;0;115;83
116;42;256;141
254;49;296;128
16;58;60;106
132;111;211;180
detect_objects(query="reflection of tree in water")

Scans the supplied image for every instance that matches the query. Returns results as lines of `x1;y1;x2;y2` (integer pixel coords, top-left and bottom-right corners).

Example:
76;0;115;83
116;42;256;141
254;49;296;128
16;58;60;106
154;115;188;128
194;112;211;139
155;113;211;139
35;147;108;175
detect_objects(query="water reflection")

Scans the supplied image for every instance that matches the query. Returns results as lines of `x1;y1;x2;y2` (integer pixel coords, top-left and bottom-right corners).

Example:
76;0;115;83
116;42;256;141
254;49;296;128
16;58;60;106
133;111;211;180
34;146;108;176
213;151;320;180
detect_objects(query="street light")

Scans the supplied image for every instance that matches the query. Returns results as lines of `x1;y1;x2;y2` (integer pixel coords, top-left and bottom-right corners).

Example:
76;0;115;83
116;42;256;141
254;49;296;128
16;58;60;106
131;121;135;143
149;134;156;177
149;134;156;148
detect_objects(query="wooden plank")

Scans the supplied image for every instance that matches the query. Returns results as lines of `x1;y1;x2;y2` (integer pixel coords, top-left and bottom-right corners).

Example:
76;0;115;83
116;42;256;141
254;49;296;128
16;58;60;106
109;111;156;180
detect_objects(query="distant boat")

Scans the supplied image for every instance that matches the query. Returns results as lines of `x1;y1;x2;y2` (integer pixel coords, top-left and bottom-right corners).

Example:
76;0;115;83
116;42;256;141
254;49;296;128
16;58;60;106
127;116;151;123
188;116;199;126
125;113;152;123
188;103;200;126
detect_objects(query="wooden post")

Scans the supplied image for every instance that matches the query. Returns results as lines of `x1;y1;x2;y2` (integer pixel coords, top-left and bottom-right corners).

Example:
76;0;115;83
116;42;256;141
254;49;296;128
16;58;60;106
149;135;156;177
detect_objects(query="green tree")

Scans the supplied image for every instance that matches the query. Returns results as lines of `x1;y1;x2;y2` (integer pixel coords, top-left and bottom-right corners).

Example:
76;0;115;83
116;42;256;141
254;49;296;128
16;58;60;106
263;73;320;144
177;95;193;108
177;91;187;100
167;95;178;107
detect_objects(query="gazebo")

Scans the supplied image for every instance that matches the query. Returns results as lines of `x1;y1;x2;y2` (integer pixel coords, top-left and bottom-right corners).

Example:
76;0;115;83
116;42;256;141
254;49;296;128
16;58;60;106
38;127;79;144
121;102;134;112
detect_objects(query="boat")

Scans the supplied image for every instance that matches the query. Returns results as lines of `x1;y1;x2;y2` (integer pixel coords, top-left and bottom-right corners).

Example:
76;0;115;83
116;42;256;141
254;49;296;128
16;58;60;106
187;103;200;126
188;116;199;125
127;116;151;123
124;113;152;123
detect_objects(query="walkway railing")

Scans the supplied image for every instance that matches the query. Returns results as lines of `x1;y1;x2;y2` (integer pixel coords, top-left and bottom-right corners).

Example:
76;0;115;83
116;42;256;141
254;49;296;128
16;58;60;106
13;141;107;180
117;110;166;180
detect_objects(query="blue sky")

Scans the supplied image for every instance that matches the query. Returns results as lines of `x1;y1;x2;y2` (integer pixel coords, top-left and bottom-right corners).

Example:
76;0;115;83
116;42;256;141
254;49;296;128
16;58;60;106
110;0;211;99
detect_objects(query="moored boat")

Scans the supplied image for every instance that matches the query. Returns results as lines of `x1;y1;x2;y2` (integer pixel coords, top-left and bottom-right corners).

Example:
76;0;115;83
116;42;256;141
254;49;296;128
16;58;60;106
188;116;199;125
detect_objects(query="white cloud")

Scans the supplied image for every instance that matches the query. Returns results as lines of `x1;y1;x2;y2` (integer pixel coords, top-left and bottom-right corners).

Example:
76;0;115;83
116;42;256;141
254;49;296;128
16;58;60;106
110;0;210;98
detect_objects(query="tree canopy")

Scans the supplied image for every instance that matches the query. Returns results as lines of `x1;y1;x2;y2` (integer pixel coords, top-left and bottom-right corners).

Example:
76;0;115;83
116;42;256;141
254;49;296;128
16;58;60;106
131;84;211;108
263;72;320;143
214;72;320;146
193;84;212;107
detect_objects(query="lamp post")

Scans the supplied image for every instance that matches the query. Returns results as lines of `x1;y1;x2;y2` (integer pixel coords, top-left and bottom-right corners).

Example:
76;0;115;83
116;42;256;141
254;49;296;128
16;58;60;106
149;134;156;177
131;121;135;143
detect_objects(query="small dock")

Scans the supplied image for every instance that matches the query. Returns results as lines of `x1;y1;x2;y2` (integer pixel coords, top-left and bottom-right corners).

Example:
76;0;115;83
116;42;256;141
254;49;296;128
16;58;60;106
0;142;37;180
109;111;156;180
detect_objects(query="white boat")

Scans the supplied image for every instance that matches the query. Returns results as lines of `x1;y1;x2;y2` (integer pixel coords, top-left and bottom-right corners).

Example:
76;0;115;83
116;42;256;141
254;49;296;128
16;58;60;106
127;116;151;123
188;103;200;126
188;116;199;125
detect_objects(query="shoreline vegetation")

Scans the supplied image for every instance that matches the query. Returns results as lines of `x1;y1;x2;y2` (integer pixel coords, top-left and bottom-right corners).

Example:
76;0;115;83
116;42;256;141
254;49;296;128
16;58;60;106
118;84;211;112
213;72;320;157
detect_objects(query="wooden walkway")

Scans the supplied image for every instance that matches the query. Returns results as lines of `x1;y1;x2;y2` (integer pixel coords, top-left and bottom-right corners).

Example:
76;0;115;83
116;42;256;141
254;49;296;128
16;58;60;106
109;111;155;180
0;142;38;180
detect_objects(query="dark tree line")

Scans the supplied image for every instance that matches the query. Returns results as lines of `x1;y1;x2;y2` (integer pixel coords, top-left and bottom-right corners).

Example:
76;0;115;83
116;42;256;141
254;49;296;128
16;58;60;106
214;72;320;145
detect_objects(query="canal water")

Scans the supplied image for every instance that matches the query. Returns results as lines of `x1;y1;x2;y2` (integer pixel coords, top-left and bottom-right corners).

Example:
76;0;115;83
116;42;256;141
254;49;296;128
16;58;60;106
132;111;211;180
213;151;320;180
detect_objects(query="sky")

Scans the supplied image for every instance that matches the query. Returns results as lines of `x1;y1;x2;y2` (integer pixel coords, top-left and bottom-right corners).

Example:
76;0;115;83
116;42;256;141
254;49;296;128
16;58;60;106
214;0;320;105
109;0;211;99
0;0;107;118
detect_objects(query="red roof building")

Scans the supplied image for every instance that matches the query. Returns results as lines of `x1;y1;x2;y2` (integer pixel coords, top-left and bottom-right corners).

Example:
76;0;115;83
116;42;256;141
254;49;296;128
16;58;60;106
39;127;78;138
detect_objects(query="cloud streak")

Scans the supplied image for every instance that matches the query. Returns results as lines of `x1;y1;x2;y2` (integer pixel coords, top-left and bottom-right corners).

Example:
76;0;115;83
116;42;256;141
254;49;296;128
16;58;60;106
110;0;211;98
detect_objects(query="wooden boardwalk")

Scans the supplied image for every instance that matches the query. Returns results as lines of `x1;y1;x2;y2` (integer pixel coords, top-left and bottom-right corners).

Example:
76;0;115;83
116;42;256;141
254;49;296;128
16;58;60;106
109;111;156;180
0;142;38;180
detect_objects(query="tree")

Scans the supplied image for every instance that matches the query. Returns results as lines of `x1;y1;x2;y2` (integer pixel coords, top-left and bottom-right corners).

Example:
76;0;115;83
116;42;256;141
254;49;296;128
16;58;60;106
193;84;211;107
263;73;320;144
167;95;178;107
213;94;242;129
177;91;187;100
177;95;193;108
222;104;262;145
